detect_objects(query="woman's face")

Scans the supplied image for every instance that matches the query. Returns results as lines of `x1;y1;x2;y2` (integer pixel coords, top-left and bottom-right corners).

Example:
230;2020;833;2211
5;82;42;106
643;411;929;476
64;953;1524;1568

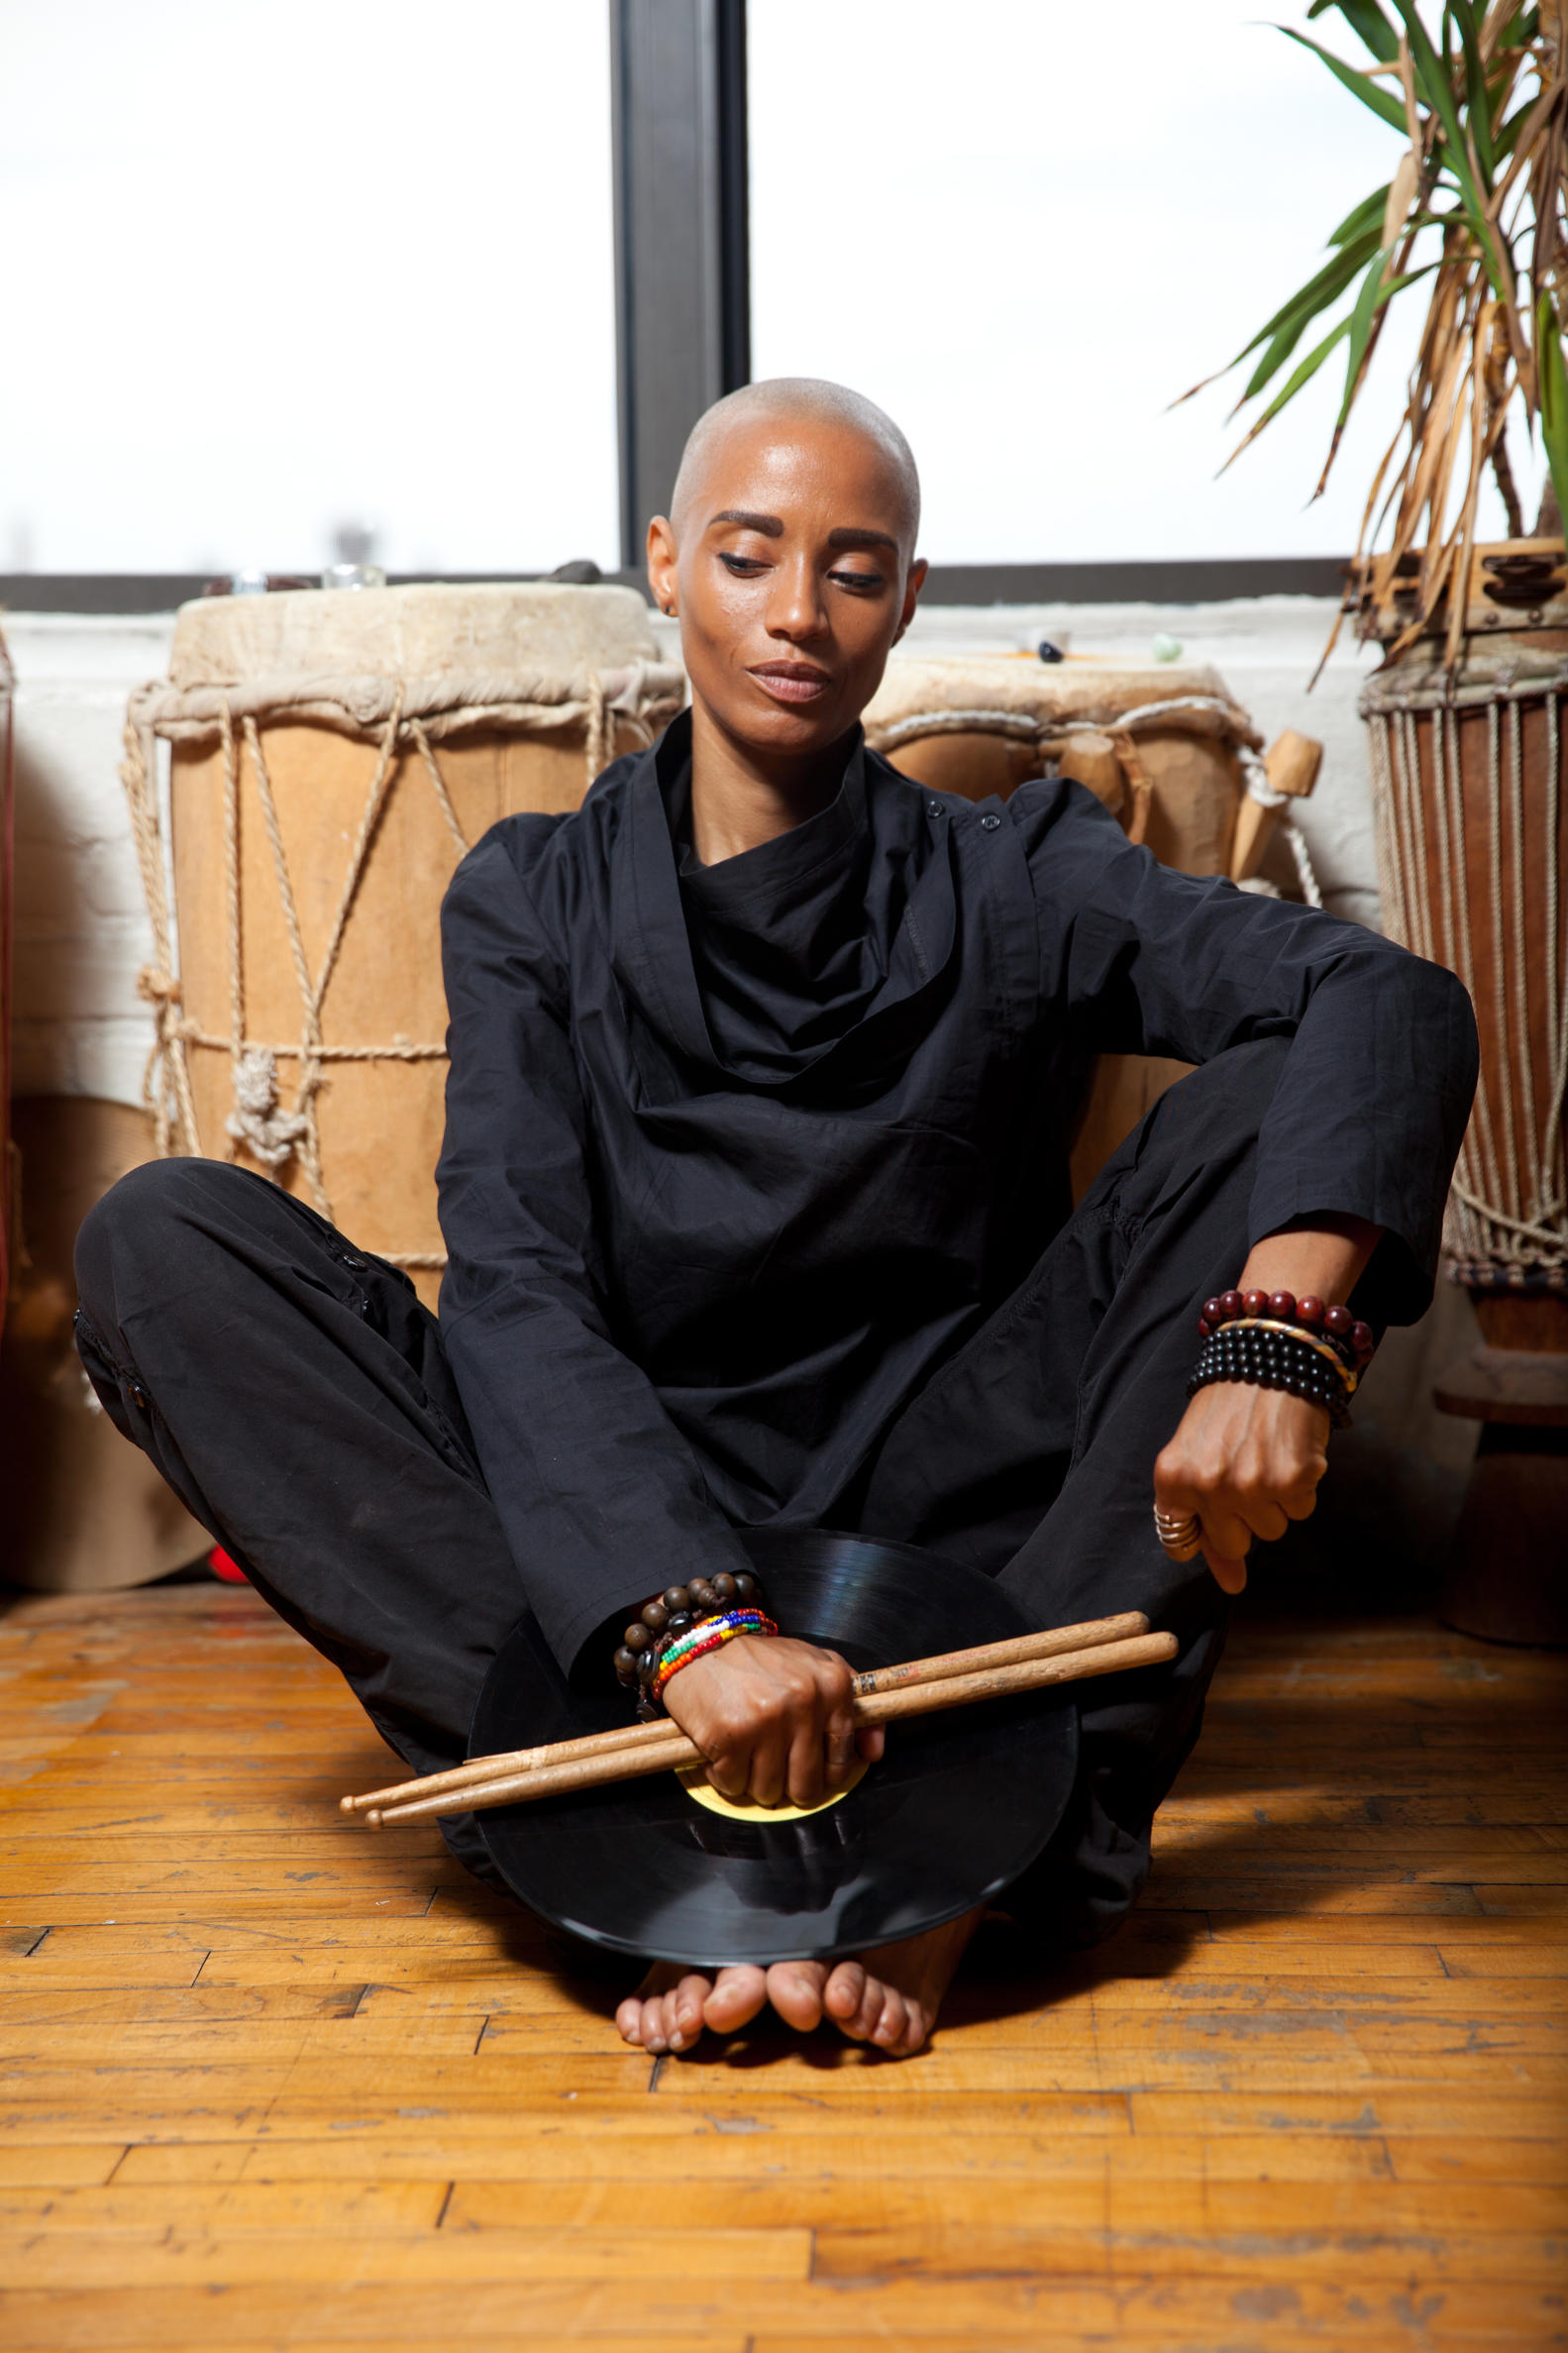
647;411;925;771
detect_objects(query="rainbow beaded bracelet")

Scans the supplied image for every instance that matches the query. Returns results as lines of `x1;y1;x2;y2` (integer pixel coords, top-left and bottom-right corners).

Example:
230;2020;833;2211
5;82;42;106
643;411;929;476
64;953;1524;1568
653;1608;778;1696
613;1573;776;1719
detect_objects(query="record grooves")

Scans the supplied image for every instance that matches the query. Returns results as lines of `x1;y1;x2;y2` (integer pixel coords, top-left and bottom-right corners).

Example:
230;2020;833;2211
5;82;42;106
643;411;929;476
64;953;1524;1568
472;1529;1079;1966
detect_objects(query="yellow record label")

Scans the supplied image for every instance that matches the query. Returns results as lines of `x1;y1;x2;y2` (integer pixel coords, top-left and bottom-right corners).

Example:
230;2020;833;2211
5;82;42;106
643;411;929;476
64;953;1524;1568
678;1754;869;1823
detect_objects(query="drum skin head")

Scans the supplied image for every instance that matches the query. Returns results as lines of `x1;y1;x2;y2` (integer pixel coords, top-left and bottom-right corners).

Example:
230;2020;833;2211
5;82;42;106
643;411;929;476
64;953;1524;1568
472;1528;1079;1967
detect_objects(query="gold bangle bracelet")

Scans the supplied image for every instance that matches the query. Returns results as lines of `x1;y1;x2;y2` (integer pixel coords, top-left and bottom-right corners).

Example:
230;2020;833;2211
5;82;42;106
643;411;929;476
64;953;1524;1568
1212;1317;1359;1396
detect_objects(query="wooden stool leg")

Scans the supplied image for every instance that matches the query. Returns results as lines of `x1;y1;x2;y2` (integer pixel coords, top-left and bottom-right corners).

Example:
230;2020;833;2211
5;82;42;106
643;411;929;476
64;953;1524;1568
1440;1425;1568;1647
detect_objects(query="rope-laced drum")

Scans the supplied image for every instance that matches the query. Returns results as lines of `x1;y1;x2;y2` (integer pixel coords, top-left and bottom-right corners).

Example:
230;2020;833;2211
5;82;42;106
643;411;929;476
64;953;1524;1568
864;653;1319;891
1355;543;1568;1643
864;654;1319;1187
123;584;682;1306
1363;637;1568;1300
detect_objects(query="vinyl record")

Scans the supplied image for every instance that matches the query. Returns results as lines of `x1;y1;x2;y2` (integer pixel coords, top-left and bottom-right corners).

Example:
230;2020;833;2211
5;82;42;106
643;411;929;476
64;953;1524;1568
472;1528;1079;1967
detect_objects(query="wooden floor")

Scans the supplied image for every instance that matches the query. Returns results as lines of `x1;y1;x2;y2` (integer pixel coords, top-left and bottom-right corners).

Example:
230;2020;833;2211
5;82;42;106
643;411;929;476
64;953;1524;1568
0;1582;1563;2352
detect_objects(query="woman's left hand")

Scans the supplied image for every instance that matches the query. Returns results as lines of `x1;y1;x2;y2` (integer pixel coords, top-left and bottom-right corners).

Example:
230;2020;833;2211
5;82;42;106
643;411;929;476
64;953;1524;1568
1153;1380;1329;1593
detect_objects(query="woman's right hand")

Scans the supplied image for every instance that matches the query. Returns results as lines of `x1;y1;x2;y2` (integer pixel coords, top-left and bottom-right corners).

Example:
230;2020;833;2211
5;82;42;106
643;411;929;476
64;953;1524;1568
662;1633;885;1809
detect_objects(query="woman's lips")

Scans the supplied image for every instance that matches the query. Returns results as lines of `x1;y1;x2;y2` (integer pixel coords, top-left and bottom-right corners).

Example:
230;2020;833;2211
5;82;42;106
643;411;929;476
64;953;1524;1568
748;664;832;705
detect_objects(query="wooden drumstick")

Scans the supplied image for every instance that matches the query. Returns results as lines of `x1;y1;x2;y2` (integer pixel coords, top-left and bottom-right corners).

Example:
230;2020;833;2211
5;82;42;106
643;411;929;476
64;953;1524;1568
340;1609;1154;1817
362;1629;1178;1828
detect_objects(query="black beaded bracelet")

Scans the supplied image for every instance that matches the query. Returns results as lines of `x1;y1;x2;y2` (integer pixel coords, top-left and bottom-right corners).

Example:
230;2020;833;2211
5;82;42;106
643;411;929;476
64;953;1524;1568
1187;1323;1355;1430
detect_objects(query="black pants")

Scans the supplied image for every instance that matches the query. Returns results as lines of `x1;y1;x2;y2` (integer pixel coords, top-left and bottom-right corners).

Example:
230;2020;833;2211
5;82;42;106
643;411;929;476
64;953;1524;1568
74;1038;1290;1956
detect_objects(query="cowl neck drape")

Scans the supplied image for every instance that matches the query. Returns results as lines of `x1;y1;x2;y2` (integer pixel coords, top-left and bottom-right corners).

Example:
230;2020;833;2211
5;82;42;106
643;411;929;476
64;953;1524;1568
610;709;958;1090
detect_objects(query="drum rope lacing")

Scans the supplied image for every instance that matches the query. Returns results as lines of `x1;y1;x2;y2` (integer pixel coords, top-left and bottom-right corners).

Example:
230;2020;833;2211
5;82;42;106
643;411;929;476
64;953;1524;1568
1363;664;1568;1291
120;666;678;1271
867;693;1324;908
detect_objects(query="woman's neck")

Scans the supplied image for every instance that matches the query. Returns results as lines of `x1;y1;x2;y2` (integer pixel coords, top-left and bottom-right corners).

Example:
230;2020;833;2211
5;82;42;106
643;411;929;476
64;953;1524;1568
687;699;855;867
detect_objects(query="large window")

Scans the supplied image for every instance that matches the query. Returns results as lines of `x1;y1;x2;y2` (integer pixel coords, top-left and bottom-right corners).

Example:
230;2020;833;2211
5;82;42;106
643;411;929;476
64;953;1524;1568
3;1;619;575
9;1;1525;575
750;0;1516;562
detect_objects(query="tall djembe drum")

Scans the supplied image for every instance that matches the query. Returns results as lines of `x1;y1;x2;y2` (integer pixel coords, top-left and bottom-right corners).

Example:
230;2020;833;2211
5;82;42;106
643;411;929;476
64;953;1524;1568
123;584;683;1308
1358;542;1568;1642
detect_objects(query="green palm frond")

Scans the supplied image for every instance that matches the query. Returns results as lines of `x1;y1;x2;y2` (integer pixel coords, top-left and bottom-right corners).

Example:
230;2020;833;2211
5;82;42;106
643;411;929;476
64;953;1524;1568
1194;0;1568;655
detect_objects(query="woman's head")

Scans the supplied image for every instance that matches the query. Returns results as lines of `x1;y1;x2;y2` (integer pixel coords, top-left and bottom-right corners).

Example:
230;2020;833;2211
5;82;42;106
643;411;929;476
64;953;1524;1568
648;379;926;774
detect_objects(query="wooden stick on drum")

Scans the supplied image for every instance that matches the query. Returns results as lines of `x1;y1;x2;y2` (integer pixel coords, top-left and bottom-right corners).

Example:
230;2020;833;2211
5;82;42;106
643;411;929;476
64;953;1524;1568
346;1618;1178;1830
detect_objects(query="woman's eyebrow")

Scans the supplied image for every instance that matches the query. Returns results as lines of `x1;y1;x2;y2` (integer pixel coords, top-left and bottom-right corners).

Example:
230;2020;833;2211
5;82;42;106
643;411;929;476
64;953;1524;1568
708;508;783;535
704;511;897;554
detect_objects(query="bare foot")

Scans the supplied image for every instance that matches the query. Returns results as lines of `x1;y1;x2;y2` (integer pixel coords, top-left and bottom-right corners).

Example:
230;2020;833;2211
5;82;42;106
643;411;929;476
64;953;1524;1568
616;1962;769;2054
616;1906;984;2060
786;1905;985;2056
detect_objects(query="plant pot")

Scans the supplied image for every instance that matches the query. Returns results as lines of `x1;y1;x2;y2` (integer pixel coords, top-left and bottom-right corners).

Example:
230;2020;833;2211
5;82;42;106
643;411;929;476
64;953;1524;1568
1355;542;1568;1643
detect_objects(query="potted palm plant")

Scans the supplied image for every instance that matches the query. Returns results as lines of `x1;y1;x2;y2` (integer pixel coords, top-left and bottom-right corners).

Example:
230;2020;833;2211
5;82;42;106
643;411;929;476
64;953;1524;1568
1191;0;1568;1641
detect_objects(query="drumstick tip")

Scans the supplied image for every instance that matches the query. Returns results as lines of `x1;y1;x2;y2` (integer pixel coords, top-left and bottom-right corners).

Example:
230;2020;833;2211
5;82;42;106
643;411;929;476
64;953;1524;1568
365;1808;383;1828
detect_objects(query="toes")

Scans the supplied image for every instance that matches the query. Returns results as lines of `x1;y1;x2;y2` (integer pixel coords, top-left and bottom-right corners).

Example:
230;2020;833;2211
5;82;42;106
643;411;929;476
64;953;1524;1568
633;1997;665;2054
834;1969;888;2045
766;1959;828;2033
704;1965;768;2032
871;1986;910;2052
849;1976;889;2042
666;1972;712;2054
616;1995;645;2046
822;1960;866;2023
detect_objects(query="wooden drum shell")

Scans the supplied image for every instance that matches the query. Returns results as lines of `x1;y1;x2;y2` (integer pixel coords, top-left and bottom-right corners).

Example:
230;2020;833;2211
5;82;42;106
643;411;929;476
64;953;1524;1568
1363;640;1568;1313
170;720;632;1305
140;584;681;1308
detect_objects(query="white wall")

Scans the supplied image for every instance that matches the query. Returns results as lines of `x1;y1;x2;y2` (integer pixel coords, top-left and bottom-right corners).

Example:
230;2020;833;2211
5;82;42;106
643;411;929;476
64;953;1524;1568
7;614;173;1104
5;598;1379;1110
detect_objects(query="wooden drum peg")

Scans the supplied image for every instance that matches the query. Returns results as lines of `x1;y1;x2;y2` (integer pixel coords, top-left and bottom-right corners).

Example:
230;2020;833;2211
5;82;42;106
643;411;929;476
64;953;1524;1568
1229;727;1323;884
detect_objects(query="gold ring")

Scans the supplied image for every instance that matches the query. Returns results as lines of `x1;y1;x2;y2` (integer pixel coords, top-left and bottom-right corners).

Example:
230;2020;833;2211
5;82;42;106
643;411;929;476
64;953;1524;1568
1154;1504;1203;1561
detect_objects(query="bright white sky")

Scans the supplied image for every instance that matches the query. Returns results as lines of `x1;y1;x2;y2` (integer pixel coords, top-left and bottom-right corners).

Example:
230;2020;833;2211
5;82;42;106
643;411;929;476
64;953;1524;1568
0;0;1526;573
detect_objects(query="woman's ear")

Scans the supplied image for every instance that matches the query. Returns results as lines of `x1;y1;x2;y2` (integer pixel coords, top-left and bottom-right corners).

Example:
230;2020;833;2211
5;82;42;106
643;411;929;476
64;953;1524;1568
891;556;928;647
647;515;679;618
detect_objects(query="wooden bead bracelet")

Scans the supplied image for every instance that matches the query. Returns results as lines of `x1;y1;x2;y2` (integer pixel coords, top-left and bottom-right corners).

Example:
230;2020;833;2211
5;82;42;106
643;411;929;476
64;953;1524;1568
613;1570;772;1720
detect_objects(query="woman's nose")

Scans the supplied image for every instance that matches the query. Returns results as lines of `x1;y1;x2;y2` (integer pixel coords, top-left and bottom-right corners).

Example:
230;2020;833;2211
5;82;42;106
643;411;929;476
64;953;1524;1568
766;554;826;641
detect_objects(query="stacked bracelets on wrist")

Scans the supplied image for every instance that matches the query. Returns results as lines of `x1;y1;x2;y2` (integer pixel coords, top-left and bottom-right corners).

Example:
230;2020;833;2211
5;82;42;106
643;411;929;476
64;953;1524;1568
1189;1289;1375;1433
613;1571;777;1720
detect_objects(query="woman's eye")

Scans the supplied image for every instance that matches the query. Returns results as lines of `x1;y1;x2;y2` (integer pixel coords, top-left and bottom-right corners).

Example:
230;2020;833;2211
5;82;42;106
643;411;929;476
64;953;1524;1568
719;553;768;576
830;569;885;592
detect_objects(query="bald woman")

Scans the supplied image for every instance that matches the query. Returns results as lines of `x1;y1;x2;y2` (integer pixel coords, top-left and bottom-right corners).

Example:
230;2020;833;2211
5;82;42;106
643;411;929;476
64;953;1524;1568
75;379;1476;2056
